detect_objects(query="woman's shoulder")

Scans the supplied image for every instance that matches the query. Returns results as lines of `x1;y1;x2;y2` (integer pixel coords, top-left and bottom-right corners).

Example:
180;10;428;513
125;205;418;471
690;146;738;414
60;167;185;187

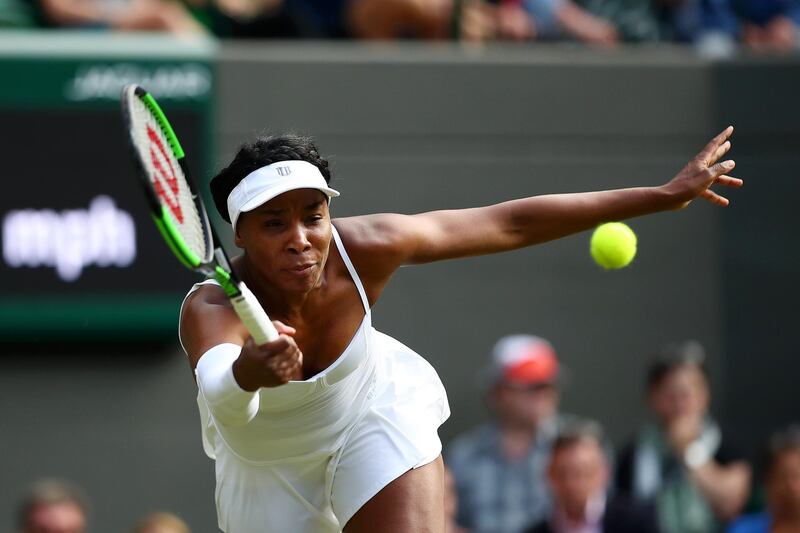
332;214;418;265
183;280;231;309
333;214;406;248
331;215;412;292
179;280;247;365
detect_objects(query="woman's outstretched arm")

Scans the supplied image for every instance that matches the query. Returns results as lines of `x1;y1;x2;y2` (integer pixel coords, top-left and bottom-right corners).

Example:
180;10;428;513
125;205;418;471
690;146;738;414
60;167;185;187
339;126;741;273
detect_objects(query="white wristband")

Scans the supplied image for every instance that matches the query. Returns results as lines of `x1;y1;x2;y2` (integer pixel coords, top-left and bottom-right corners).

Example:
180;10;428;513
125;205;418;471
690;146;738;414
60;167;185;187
195;343;259;427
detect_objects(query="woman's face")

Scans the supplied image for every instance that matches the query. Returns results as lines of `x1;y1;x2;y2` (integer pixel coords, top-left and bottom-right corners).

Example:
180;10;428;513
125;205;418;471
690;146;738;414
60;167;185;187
234;188;332;294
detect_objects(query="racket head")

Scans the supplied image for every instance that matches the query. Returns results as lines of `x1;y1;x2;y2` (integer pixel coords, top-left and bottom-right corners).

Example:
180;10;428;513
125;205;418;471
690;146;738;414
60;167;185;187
121;84;214;273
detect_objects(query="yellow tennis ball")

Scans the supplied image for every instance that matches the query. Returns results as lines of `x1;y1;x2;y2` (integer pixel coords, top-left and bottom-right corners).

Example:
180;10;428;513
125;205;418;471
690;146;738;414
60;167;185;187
590;222;637;269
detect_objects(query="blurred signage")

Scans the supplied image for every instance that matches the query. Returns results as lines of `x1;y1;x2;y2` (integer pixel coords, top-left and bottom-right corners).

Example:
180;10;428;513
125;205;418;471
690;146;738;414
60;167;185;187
66;63;212;101
0;39;213;341
3;196;136;282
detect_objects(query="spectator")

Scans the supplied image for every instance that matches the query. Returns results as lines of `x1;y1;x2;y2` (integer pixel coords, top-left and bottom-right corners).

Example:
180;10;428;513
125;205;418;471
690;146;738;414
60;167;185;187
447;334;568;533
201;0;306;38
727;425;800;533
32;0;207;35
655;0;740;50
734;0;800;51
454;0;517;42
133;511;191;533
572;0;660;42
525;419;659;533
491;0;537;40
515;0;628;45
17;478;89;533
616;340;751;533
455;0;652;44
212;0;456;39
347;0;453;39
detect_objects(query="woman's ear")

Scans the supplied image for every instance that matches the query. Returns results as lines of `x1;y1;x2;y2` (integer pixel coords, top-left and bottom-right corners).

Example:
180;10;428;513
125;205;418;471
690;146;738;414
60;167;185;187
233;222;244;248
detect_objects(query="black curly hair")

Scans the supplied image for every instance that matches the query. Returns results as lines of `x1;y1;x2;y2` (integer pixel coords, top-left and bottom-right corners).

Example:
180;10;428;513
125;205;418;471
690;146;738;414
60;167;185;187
210;134;332;224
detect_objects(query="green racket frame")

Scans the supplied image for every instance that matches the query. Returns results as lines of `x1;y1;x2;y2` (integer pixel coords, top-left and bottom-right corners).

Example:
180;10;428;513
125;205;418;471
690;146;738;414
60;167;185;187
121;85;238;298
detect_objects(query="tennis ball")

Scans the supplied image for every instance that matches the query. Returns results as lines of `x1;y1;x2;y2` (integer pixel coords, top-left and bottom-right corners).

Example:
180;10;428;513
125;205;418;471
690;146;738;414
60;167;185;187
590;222;637;269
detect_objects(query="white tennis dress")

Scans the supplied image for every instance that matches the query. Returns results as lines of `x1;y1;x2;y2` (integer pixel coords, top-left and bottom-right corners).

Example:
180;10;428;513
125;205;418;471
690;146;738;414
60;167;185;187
179;226;450;532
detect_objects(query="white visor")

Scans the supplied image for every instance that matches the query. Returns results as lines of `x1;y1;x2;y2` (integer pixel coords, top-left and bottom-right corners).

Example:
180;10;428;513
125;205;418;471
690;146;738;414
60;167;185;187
227;160;340;229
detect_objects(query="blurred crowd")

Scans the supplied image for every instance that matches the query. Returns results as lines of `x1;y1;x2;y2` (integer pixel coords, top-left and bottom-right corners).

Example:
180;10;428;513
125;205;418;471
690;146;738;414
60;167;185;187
15;478;191;533
1;0;800;51
444;336;800;533
12;338;799;532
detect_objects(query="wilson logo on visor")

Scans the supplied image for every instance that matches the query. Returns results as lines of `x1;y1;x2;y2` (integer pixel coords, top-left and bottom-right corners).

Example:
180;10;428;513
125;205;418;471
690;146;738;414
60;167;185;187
147;125;184;223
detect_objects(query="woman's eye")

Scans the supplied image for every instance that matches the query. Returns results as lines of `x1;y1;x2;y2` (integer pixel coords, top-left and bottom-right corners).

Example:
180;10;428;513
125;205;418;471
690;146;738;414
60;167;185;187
265;220;283;228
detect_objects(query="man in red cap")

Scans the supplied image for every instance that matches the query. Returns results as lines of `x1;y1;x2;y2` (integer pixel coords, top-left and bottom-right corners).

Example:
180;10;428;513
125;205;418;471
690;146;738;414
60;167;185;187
446;335;568;533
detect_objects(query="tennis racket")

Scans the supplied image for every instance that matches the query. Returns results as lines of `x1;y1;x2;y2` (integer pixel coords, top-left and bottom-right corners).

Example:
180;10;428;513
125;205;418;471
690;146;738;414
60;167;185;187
121;84;278;345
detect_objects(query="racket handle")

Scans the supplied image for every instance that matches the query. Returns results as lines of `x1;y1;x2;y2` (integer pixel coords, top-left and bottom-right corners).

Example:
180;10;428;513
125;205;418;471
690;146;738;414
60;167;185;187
231;282;280;345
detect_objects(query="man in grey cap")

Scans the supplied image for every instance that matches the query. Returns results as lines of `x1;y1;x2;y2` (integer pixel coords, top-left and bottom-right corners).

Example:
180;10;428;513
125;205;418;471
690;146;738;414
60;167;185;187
446;334;570;533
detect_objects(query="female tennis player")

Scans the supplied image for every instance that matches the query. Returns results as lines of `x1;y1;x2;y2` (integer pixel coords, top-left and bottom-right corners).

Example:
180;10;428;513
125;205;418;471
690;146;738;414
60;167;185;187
179;126;740;533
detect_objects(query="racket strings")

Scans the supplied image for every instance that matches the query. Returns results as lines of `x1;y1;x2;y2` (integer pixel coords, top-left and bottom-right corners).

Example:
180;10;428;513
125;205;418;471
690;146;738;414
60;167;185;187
129;96;208;262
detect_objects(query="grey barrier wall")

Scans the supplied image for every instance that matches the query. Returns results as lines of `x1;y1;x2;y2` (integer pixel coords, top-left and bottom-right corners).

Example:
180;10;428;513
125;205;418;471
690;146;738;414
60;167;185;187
714;60;800;458
1;41;798;532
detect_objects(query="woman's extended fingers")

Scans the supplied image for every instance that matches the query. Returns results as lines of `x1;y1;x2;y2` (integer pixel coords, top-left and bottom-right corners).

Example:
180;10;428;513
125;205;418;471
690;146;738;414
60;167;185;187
701;189;730;206
700;126;734;164
665;126;740;210
707;159;736;180
709;141;731;167
716;174;743;188
700;162;740;207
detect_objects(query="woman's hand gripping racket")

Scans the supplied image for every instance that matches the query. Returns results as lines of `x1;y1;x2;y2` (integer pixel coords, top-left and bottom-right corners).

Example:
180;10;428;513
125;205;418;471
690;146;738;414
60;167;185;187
121;84;279;345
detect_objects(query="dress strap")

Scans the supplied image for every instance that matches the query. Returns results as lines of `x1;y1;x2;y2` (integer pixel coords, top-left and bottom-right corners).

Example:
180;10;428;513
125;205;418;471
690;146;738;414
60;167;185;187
331;224;370;314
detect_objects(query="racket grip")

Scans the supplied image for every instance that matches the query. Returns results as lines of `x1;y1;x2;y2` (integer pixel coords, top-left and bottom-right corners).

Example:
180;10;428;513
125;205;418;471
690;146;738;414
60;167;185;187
231;282;280;345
